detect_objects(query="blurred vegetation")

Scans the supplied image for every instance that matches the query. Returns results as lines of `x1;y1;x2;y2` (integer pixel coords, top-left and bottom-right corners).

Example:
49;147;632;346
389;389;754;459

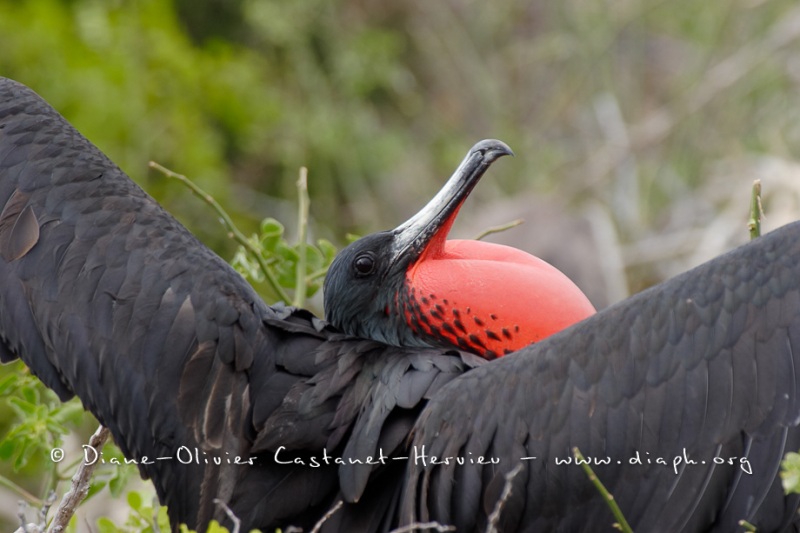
2;0;800;528
0;0;797;299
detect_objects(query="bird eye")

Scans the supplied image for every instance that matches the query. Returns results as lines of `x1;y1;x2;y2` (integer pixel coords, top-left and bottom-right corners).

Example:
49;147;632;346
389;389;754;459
354;254;376;276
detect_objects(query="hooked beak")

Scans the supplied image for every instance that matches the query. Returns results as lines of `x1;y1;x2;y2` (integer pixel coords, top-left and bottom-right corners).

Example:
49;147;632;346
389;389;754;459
389;139;513;271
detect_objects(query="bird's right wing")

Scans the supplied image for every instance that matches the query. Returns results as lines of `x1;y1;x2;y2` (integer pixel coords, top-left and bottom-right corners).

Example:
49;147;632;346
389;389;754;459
404;220;800;532
0;75;300;527
0;77;481;532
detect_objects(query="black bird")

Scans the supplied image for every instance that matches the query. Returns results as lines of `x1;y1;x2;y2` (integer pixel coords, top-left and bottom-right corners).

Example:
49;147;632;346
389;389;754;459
1;76;800;532
323;139;595;359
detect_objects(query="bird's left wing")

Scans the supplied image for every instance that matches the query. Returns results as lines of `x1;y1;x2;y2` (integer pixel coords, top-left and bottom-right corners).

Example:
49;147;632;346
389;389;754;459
403;220;800;532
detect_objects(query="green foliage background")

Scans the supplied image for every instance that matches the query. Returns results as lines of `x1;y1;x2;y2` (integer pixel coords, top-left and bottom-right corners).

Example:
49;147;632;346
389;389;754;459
1;0;800;528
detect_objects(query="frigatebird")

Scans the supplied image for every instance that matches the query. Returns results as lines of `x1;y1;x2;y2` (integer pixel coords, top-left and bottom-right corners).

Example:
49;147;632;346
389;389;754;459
323;139;596;359
1;76;800;532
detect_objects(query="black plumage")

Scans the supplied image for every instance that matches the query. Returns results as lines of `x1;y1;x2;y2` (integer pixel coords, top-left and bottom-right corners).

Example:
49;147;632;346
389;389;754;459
1;77;800;532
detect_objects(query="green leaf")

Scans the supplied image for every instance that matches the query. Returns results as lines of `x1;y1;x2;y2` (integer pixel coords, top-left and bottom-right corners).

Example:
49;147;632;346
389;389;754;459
782;452;800;494
20;383;40;404
259;217;285;252
127;489;143;510
157;507;173;530
109;467;133;497
95;517;122;533
87;479;109;500
8;396;37;417
0;373;19;395
232;247;264;282
0;438;13;460
45;417;69;436
52;399;87;425
207;521;230;533
317;238;338;264
275;241;299;263
308;244;325;267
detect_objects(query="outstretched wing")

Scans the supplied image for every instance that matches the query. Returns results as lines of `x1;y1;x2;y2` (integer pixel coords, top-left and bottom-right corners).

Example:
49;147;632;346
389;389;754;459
8;75;799;533
0;77;482;531
0;75;300;527
404;220;800;531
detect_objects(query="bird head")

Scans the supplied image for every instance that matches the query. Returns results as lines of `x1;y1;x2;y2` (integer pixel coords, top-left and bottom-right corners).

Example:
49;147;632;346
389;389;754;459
323;139;595;358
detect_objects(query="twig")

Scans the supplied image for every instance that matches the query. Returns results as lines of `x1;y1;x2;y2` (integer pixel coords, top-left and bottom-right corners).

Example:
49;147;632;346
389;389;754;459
0;473;43;505
294;167;309;308
573;447;633;533
48;425;110;533
299;502;458;533
306;267;329;284
16;500;33;533
149;161;291;303
485;464;523;533
14;491;56;533
474;219;524;241
748;179;763;240
310;500;343;533
152;494;161;533
39;493;56;530
213;499;241;533
738;519;757;532
389;522;456;533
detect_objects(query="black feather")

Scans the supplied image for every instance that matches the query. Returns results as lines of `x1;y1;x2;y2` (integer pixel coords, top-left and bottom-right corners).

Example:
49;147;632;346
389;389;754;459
3;76;800;533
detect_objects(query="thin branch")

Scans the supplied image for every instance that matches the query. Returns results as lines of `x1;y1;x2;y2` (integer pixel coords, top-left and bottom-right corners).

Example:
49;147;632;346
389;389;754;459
14;491;57;533
297;500;457;533
748;179;763;240
474;219;524;241
572;447;633;533
310;500;343;533
738;519;757;532
389;522;456;533
213;499;241;533
48;425;110;533
16;500;31;533
0;473;43;505
38;493;56;530
294;167;310;308
151;494;161;533
149;161;291;303
306;267;329;284
485;464;522;533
